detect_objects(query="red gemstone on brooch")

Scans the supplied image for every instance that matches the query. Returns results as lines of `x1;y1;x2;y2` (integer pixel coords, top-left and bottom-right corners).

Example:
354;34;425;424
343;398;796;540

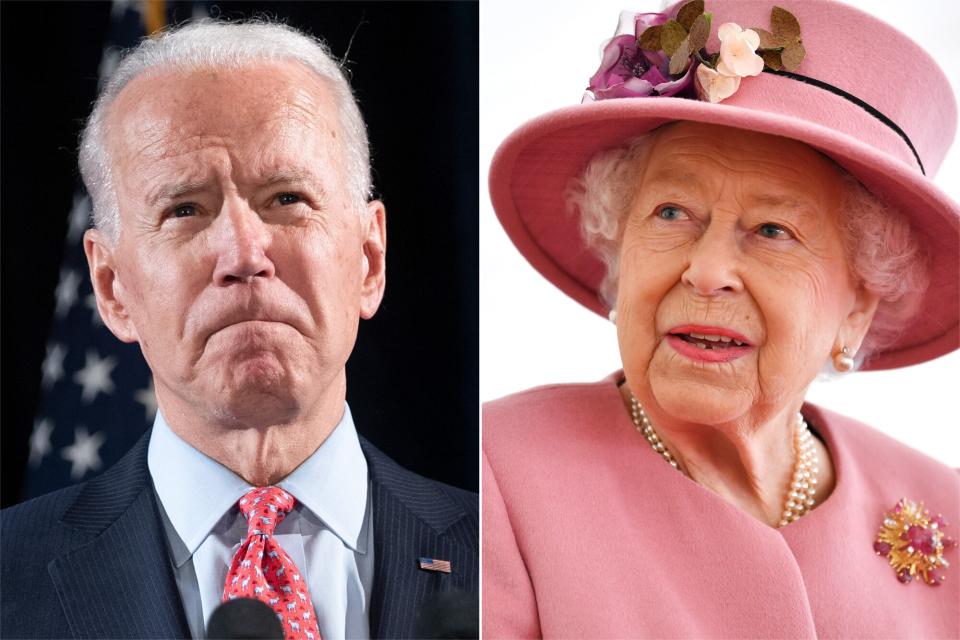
874;498;954;587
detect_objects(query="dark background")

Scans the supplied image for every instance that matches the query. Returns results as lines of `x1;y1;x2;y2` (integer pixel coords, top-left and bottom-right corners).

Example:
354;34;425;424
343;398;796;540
1;1;479;506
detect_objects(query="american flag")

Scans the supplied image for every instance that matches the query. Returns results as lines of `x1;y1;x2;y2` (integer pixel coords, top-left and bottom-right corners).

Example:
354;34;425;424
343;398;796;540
23;0;209;500
418;557;452;574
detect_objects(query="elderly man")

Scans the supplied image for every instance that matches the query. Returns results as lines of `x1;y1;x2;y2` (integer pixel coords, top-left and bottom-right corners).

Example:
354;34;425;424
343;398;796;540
1;20;478;640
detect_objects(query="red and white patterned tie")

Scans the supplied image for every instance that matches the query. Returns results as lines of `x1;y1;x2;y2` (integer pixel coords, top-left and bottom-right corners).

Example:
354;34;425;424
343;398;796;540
223;487;321;640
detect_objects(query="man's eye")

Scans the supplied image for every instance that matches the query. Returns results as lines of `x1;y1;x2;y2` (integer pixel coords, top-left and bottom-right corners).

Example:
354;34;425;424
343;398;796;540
277;193;302;206
172;204;198;218
657;205;686;221
758;223;792;239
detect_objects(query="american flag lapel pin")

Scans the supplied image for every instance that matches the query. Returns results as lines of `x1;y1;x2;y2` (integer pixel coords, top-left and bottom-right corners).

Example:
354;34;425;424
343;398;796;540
418;557;452;573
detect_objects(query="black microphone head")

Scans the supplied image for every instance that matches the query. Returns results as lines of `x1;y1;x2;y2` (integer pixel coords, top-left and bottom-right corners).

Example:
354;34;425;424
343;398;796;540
414;589;479;639
206;597;285;640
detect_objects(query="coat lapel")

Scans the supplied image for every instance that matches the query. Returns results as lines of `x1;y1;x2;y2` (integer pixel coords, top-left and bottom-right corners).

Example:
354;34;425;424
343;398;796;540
360;439;478;640
47;433;191;639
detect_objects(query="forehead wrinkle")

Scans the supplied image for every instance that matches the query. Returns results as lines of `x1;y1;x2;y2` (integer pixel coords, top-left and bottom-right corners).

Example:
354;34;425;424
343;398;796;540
111;63;348;217
645;148;825;206
137;147;233;203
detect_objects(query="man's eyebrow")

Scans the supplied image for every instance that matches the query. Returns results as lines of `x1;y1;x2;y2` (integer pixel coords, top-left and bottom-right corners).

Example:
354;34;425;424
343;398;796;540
146;180;210;207
259;170;331;207
260;169;323;187
146;171;328;207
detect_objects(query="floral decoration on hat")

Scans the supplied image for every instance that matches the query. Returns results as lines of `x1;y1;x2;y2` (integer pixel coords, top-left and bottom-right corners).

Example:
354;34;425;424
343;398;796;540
873;498;956;586
586;1;806;104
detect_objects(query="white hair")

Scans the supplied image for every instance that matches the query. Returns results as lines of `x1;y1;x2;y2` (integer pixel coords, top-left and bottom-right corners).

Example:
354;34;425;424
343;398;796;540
566;132;929;369
78;19;372;242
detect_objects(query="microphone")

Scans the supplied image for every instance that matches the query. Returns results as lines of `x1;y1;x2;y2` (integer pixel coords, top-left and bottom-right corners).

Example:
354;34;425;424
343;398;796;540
206;598;284;640
414;590;479;639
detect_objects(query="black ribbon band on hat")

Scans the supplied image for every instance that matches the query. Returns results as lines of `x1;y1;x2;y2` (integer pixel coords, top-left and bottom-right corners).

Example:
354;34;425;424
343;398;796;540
763;68;926;175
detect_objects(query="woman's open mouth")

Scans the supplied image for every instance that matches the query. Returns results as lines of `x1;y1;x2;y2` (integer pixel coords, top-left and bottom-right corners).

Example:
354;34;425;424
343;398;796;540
666;325;753;363
672;332;748;350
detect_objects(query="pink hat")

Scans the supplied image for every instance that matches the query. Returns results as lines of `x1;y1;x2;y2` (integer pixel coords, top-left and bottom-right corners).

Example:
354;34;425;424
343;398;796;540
489;0;959;371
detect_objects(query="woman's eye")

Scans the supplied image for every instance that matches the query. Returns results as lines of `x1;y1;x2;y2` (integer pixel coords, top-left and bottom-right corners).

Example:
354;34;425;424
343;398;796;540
276;193;302;206
657;205;686;221
758;223;792;239
172;204;197;218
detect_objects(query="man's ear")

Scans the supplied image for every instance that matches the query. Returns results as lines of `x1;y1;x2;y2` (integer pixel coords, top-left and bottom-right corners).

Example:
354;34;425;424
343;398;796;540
359;200;387;320
834;284;881;357
83;228;139;343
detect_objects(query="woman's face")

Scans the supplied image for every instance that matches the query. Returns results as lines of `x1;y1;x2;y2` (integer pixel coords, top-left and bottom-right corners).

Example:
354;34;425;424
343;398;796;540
618;122;877;427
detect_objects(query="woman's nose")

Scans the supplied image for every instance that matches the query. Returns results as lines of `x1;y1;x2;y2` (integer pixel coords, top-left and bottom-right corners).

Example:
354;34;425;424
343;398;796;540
680;223;743;296
211;200;276;286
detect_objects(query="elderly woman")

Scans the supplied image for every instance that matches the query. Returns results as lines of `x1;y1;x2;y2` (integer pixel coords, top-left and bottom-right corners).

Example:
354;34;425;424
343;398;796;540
483;0;959;637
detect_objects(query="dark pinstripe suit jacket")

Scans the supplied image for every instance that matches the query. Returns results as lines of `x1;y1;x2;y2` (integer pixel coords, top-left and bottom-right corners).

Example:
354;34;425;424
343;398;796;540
1;432;478;639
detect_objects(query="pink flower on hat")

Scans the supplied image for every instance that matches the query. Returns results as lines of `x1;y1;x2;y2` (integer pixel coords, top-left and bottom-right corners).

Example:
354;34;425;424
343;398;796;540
716;23;764;78
586;11;696;101
695;64;741;103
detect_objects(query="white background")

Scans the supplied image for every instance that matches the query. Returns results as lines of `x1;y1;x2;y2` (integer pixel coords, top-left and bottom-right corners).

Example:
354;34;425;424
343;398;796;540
480;0;960;465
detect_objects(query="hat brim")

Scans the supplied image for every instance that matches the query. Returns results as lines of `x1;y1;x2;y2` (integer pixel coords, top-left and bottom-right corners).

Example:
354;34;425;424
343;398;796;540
490;97;960;371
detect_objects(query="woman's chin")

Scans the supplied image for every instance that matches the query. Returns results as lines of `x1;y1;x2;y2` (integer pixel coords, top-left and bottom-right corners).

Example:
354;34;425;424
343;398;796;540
647;377;751;426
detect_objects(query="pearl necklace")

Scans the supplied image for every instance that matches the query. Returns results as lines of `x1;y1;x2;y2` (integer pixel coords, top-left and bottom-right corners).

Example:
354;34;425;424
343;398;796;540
629;395;819;528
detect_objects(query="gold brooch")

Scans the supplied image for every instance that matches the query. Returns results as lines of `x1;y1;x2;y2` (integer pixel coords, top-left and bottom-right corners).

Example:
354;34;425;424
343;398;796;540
874;498;956;586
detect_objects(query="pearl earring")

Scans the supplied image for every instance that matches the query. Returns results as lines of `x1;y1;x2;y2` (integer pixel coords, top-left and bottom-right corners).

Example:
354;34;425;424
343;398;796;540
608;309;617;323
834;346;855;372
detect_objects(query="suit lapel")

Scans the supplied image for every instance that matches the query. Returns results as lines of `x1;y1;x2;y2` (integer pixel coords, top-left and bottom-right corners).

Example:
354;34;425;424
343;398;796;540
361;439;478;640
48;433;191;639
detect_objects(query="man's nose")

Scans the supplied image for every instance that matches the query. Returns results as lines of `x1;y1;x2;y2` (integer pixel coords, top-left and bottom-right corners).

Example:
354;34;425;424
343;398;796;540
211;199;276;285
680;221;744;297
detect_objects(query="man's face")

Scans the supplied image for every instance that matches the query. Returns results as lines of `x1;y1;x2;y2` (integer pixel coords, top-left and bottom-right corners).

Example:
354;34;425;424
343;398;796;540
86;61;386;428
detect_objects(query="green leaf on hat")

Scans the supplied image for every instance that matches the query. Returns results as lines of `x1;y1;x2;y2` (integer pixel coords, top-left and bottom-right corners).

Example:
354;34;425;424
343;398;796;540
752;27;785;50
780;39;805;71
687;14;710;52
639;25;663;51
753;6;805;71
771;6;801;39
669;39;693;75
676;0;705;31
660;20;688;56
760;49;783;70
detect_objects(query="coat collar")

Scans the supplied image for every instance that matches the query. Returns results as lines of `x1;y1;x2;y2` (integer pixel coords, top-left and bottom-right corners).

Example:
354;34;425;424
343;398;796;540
51;431;191;639
360;437;478;639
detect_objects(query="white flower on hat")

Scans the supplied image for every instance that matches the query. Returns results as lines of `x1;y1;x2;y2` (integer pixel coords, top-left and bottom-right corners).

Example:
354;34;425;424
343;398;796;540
716;23;765;78
695;64;741;103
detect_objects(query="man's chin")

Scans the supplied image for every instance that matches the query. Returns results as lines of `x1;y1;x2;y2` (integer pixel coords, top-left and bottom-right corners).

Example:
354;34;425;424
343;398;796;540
208;363;300;426
209;389;301;429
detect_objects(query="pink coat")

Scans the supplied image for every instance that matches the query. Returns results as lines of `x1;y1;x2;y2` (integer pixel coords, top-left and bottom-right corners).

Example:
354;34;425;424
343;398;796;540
483;373;959;638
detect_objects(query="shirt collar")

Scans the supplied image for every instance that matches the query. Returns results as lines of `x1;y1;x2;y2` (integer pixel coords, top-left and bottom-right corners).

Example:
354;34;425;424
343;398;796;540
277;404;368;554
148;404;368;562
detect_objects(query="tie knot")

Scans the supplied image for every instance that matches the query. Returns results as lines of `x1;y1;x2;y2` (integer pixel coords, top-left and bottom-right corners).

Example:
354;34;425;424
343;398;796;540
237;486;295;537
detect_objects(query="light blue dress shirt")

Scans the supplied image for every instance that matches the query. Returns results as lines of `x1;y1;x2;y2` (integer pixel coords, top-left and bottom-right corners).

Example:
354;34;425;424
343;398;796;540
147;404;374;640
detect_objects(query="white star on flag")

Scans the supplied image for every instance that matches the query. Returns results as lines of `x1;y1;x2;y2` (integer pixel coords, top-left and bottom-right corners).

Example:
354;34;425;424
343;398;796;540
135;378;158;421
85;293;103;327
41;342;67;389
54;268;81;318
29;418;54;467
67;193;91;243
61;426;105;480
74;349;117;403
